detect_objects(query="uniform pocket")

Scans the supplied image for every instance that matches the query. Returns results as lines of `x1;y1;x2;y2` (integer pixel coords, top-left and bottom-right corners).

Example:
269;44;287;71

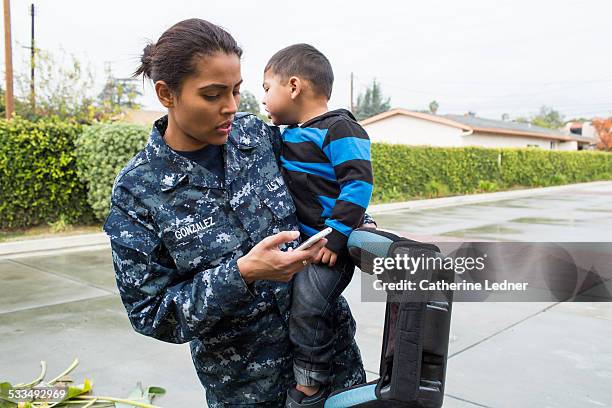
162;217;242;271
255;175;296;221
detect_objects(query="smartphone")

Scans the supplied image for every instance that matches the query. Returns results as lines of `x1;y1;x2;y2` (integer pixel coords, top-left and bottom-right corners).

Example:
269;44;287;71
295;227;333;251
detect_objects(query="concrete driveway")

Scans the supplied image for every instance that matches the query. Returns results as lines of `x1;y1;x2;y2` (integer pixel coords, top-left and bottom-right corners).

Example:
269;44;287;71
1;181;611;407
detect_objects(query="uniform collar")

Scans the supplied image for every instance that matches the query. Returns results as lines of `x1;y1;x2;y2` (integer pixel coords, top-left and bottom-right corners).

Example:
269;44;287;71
225;113;261;187
227;113;260;150
145;115;260;191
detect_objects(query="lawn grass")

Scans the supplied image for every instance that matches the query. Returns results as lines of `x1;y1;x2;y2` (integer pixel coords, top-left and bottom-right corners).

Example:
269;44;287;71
0;224;103;243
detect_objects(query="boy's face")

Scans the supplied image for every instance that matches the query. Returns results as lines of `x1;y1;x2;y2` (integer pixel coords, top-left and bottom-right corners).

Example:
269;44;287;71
262;70;299;125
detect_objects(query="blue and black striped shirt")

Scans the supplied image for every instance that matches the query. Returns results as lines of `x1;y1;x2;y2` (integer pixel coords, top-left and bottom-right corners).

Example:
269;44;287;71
280;109;373;255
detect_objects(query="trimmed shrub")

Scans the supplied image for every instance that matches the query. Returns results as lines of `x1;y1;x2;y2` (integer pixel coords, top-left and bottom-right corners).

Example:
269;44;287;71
0;117;94;229
2;118;611;230
370;144;612;203
75;122;149;221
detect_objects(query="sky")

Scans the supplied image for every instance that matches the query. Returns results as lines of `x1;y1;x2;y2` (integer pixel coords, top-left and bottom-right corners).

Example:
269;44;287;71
2;0;611;121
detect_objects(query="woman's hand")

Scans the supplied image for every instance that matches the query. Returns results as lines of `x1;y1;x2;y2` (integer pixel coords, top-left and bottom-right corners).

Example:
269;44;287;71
237;231;326;283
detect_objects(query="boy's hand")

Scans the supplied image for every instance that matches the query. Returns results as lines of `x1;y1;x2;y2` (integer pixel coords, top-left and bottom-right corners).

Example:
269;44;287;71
315;247;338;267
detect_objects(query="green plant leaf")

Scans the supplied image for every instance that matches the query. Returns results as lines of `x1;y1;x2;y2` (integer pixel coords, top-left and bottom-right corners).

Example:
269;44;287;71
114;383;165;408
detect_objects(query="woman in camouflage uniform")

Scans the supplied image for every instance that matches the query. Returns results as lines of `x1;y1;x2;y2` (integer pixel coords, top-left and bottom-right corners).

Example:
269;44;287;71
104;19;374;407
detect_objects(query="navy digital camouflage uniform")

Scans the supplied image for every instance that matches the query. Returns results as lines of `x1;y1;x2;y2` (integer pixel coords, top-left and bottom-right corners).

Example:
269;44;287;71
103;113;370;406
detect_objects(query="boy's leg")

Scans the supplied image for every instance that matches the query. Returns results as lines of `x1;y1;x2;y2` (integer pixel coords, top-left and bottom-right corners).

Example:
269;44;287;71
289;260;355;389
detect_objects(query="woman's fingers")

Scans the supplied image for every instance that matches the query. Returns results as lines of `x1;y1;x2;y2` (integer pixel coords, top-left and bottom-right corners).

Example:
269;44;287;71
286;238;327;265
262;230;300;249
242;233;331;282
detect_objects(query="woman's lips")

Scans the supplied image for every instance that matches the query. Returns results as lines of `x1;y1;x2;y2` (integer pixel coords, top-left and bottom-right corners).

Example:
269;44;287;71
216;121;232;134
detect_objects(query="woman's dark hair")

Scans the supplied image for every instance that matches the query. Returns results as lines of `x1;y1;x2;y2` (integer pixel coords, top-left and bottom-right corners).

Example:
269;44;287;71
134;18;242;91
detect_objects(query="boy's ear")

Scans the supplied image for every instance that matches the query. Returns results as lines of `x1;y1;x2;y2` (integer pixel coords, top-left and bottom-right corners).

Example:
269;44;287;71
155;81;175;108
288;76;302;100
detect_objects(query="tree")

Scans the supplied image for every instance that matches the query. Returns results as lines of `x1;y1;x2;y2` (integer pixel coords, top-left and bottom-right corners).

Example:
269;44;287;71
97;66;142;116
531;106;564;129
236;90;269;122
0;84;31;118
592;118;612;151
353;79;391;121
15;49;97;122
238;90;261;115
11;50;143;123
429;100;439;114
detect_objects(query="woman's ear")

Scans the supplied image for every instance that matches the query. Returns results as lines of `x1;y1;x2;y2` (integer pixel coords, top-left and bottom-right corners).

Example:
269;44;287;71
288;76;302;100
155;81;175;108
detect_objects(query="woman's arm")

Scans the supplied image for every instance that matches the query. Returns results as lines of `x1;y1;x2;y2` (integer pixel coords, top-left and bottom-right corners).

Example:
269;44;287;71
105;184;325;344
106;198;257;344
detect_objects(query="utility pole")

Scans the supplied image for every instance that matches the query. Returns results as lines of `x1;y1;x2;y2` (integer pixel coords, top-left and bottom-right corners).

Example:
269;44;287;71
29;3;35;110
3;0;14;119
350;72;354;114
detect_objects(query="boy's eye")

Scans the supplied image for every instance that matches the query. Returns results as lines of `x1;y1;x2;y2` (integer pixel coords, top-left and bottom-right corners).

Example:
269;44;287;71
203;95;219;101
233;90;241;96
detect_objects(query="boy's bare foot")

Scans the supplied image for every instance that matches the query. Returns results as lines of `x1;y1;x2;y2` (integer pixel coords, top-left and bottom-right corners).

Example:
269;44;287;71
296;384;319;397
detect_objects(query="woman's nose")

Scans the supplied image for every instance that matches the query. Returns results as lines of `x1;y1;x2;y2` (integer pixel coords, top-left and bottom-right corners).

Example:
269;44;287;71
223;97;238;114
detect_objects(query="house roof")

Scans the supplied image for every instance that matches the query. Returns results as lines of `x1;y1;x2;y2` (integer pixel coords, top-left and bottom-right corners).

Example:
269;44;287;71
359;108;580;142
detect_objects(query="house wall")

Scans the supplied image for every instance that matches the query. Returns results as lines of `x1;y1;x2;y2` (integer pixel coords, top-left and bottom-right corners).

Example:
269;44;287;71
362;114;578;150
462;132;554;149
362;114;462;147
557;140;579;151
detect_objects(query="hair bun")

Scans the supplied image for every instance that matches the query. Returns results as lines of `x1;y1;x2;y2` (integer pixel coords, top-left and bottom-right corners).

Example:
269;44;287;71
134;42;156;79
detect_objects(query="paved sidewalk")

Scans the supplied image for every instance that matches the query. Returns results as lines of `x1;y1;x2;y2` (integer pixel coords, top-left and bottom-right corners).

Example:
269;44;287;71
1;181;611;407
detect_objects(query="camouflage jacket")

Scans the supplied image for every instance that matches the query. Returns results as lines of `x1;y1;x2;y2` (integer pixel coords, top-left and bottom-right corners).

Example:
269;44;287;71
103;114;369;406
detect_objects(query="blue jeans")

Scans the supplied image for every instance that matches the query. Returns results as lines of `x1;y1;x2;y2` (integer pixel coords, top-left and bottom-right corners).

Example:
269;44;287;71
289;259;355;386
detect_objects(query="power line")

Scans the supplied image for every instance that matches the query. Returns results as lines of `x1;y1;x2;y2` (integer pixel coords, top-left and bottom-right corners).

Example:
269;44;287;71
28;3;35;109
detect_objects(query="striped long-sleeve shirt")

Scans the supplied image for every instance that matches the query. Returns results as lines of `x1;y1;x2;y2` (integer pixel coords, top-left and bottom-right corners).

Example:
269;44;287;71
280;109;373;255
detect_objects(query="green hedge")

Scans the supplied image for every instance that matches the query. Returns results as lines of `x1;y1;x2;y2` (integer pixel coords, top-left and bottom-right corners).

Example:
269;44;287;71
0;117;93;229
1;117;611;230
75;123;149;221
371;144;612;203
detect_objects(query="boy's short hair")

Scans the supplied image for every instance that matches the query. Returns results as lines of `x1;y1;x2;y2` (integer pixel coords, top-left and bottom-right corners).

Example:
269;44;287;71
265;43;334;100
